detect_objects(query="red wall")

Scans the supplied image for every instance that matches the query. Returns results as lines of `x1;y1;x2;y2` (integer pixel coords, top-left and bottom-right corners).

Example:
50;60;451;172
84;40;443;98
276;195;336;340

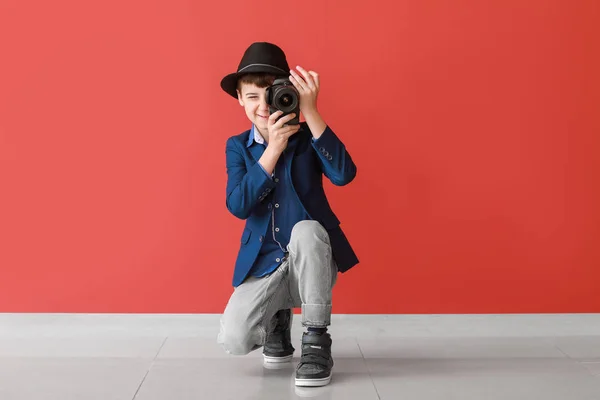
1;0;598;313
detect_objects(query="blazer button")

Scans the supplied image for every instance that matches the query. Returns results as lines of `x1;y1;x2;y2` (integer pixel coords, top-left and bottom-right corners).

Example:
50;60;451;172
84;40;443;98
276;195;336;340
328;155;333;161
259;236;264;242
319;147;325;152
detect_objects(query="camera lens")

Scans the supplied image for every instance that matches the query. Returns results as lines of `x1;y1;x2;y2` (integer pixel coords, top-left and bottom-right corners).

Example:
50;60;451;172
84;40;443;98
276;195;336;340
281;94;292;106
276;89;297;111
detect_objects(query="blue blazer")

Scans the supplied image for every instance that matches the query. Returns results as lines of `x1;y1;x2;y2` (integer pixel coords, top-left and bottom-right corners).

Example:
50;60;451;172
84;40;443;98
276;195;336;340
225;122;359;287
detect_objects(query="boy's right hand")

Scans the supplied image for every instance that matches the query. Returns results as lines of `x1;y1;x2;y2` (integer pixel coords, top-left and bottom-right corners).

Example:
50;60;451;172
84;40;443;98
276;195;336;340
267;111;301;154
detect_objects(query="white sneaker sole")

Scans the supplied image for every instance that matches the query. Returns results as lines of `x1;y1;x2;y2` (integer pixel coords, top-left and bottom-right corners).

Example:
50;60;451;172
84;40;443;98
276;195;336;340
295;372;332;387
263;354;293;363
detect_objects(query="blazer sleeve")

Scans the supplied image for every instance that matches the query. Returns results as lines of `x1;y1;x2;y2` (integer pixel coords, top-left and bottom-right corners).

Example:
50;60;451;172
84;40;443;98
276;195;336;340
225;137;276;219
311;126;357;186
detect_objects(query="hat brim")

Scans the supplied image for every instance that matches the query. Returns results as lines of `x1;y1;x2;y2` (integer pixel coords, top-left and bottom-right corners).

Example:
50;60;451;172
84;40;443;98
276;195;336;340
220;65;289;99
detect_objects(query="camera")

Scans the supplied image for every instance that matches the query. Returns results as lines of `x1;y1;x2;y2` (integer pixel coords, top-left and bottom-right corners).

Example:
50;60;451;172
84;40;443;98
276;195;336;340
266;78;300;125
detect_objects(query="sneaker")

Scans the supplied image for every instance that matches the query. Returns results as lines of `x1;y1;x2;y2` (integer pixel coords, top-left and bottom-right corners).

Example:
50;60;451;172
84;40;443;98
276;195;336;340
263;309;294;363
295;331;334;387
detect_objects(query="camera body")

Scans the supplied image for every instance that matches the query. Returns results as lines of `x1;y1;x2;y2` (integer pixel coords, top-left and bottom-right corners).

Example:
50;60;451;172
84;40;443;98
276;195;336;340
266;78;300;125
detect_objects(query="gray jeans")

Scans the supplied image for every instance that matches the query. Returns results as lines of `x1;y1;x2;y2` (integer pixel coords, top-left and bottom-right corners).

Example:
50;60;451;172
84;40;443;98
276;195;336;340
217;220;338;355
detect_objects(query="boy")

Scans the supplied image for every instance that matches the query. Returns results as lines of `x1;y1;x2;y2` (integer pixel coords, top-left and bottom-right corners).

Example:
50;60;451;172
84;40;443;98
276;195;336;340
217;42;359;387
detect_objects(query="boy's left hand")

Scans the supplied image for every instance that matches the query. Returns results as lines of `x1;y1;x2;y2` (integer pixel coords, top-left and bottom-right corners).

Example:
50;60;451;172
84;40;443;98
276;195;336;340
289;66;320;116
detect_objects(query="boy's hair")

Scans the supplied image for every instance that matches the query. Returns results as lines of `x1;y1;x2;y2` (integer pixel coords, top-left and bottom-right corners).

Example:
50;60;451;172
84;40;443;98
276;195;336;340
236;73;277;93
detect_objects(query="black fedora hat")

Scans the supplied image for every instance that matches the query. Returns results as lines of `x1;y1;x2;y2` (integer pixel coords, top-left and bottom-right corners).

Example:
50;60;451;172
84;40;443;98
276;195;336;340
220;42;290;99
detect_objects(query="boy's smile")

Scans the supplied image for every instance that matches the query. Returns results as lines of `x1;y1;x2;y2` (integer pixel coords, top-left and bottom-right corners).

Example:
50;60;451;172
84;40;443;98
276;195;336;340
237;83;270;141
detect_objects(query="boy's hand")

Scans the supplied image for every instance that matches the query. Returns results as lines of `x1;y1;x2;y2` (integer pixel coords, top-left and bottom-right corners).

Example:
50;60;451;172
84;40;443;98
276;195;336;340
289;66;320;116
267;111;301;154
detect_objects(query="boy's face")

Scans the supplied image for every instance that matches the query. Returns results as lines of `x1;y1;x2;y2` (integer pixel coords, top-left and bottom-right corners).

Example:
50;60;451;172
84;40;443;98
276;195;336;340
237;83;270;135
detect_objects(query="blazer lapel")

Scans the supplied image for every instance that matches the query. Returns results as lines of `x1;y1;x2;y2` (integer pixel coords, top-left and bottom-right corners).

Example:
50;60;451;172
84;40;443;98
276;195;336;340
247;127;302;167
248;142;264;164
283;130;301;170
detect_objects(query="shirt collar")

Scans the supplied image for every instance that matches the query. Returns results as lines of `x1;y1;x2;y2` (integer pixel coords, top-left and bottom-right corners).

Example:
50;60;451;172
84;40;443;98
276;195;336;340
246;125;266;148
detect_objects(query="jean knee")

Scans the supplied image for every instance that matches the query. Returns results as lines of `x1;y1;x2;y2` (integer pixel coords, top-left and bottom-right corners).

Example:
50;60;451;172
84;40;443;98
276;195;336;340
290;220;328;244
218;324;258;356
221;339;255;356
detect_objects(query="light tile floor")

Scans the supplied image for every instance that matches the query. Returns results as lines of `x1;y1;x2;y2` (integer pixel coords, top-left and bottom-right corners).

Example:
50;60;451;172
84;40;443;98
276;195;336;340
0;314;599;399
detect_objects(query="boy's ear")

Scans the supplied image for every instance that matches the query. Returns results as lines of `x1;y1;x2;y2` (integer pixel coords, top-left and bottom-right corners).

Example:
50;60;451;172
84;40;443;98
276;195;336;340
236;89;244;106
